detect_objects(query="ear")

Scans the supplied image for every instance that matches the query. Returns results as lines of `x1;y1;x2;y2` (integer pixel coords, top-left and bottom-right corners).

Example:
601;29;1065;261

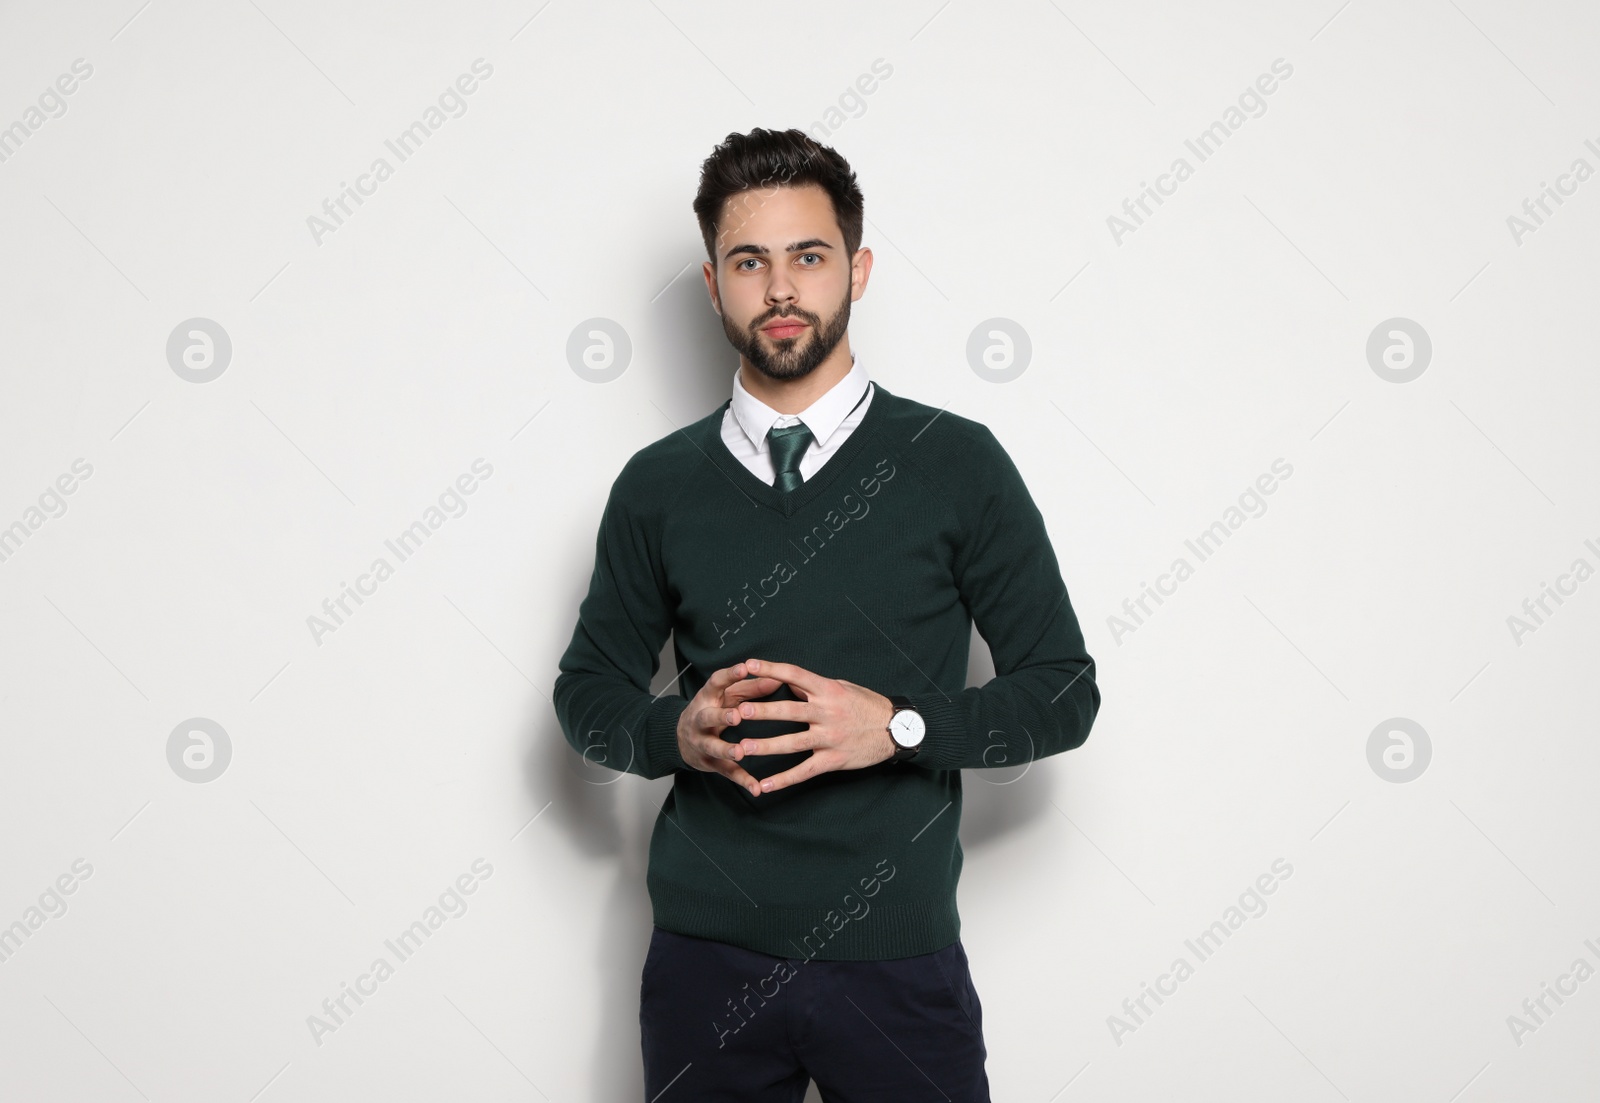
702;260;721;315
850;246;874;301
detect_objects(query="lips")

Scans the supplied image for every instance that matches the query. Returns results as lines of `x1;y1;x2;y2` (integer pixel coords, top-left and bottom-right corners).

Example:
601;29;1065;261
762;320;809;339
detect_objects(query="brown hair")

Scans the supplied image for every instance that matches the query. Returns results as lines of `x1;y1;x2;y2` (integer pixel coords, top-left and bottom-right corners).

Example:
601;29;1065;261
692;127;864;263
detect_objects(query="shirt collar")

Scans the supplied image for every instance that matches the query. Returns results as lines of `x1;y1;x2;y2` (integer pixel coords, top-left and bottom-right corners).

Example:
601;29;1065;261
730;354;870;452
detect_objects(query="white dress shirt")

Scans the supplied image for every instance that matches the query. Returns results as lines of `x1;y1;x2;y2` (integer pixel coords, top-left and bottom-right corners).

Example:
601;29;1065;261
720;354;875;485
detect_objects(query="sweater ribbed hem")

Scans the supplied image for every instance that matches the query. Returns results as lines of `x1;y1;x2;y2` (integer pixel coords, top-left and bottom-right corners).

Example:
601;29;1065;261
643;695;689;779
905;689;968;770
647;876;960;961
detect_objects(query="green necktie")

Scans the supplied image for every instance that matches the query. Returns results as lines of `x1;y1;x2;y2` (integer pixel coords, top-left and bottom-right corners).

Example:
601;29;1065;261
767;422;815;493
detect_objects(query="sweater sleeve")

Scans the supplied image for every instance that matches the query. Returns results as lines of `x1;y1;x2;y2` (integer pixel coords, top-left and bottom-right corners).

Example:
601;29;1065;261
902;426;1100;771
552;461;690;781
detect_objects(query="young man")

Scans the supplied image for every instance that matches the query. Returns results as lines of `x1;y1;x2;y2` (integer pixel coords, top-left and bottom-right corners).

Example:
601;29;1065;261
553;127;1100;1102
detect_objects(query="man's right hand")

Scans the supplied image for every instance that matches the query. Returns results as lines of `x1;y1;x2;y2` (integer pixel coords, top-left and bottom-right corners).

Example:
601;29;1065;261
676;661;783;797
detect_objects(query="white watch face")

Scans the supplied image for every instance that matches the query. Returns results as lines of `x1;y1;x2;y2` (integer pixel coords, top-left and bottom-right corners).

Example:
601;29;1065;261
890;709;925;747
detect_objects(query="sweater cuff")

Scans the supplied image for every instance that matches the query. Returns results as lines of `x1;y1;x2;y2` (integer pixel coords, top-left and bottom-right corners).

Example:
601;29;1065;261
644;694;690;777
904;691;967;770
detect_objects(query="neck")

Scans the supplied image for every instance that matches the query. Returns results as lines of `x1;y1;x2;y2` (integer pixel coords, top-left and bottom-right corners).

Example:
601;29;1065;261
740;342;854;415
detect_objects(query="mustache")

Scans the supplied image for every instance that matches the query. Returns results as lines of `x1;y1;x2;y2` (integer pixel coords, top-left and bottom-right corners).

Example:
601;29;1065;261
754;309;815;329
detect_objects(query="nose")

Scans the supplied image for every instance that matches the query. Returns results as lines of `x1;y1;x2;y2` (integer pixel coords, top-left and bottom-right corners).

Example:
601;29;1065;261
764;270;798;307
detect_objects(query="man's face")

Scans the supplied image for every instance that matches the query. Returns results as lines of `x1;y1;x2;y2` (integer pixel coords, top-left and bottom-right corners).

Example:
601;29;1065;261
702;183;869;383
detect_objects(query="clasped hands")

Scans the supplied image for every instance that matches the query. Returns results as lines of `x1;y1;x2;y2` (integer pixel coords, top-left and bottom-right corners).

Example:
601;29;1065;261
675;658;898;798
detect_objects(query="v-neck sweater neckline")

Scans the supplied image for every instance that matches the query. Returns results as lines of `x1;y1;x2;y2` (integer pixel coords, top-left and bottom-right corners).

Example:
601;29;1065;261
703;382;894;517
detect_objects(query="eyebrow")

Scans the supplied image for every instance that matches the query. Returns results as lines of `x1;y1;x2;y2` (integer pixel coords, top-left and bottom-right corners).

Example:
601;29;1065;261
722;238;834;261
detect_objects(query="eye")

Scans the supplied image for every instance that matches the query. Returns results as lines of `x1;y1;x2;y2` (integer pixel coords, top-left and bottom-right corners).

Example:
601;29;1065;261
798;253;822;266
736;258;761;271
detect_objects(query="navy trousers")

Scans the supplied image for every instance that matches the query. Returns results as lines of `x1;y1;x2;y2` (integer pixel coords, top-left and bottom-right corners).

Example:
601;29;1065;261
639;926;991;1102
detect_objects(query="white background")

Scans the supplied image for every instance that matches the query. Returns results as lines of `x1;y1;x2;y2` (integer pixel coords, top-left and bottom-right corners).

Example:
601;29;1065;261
1;1;1596;1100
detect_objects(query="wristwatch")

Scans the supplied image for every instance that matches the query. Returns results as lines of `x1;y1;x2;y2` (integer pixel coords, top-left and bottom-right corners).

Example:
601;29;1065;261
886;695;925;763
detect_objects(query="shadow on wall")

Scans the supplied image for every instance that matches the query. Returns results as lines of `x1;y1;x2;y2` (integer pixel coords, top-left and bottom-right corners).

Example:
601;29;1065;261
520;661;664;1101
953;622;1072;853
641;244;746;425
519;268;734;1100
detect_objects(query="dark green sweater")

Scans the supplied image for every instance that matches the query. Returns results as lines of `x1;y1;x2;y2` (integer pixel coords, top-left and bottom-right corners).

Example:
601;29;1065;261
553;383;1099;961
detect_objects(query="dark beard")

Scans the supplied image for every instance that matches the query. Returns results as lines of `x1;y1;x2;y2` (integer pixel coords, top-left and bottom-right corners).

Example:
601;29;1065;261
722;287;852;383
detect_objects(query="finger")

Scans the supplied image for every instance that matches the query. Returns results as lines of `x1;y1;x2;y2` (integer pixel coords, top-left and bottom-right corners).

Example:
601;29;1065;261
687;733;762;793
734;731;817;756
692;704;735;735
715;761;764;798
721;676;783;704
733;700;813;724
690;727;749;763
702;661;749;694
743;658;824;695
756;753;830;794
699;700;780;733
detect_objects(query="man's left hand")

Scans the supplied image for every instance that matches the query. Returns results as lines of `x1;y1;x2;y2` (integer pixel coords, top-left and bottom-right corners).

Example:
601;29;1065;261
722;658;897;794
